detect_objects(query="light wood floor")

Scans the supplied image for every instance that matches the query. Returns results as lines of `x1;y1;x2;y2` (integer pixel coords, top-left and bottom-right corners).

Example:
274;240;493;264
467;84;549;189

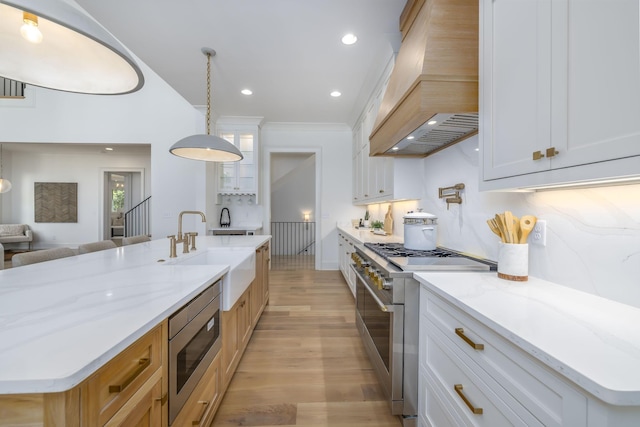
212;269;402;427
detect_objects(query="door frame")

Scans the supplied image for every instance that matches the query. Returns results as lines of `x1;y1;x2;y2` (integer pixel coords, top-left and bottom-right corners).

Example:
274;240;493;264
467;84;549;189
263;147;322;270
99;168;146;240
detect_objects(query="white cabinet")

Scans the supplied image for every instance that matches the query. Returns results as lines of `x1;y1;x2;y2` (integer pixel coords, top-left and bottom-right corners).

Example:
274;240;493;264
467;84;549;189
419;286;587;426
480;0;640;190
352;71;422;205
337;231;356;297
215;118;262;198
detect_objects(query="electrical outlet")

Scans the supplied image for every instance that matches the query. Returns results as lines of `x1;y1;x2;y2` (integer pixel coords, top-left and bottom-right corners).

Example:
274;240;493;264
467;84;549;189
532;219;547;246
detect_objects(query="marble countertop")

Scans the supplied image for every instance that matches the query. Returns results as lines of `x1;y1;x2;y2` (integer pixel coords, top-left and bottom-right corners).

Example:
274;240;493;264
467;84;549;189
0;235;270;394
337;225;402;245
415;272;640;405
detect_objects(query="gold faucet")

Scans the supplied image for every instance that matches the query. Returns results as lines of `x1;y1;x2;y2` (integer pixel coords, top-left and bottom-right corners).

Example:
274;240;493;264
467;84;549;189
168;211;207;257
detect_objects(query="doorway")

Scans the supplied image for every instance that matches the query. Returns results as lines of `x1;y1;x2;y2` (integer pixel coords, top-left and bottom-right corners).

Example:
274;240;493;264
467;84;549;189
267;151;318;270
103;171;143;243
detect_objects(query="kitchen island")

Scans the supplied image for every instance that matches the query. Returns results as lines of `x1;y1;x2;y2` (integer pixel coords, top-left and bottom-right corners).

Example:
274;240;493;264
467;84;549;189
0;235;270;426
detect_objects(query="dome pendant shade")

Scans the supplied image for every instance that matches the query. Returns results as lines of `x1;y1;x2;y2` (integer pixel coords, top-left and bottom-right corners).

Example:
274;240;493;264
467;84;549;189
0;0;144;94
170;134;243;162
169;47;243;162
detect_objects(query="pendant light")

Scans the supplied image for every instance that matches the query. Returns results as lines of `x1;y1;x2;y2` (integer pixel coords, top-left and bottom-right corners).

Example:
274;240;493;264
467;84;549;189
169;48;243;162
0;0;144;94
0;145;12;194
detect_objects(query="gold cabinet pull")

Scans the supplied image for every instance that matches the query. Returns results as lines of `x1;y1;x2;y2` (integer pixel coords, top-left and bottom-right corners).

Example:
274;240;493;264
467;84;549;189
109;358;151;393
454;384;483;415
455;328;484;350
532;150;545;160
154;393;168;405
192;400;210;426
546;147;559;158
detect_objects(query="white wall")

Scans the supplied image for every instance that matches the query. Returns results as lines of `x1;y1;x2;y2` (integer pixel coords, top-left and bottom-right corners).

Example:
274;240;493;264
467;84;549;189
271;154;315;222
0;51;209;243
261;123;362;269
368;135;640;309
8;149;150;248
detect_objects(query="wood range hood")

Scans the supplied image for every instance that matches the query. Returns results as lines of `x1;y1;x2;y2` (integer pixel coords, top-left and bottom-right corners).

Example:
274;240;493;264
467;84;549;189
369;0;478;157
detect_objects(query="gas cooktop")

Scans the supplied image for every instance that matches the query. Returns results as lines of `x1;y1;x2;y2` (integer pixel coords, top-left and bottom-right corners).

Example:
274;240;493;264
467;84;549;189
363;243;497;272
364;243;460;258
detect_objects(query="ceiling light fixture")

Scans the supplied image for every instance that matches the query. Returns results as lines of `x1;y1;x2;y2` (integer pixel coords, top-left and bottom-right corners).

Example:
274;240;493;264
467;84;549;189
0;145;12;194
241;89;253;95
0;0;144;94
169;48;243;162
407;135;415;140
330;91;342;97
341;33;358;45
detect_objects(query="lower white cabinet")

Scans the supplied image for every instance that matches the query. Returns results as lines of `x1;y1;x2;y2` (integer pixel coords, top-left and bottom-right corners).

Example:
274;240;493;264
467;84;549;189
419;286;589;426
337;232;356;296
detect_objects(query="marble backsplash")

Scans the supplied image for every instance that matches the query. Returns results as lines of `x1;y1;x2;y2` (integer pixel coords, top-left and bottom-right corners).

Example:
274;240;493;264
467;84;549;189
367;135;640;309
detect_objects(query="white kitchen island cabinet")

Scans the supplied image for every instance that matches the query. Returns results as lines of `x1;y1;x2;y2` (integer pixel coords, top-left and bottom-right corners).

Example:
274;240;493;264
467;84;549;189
416;272;640;427
480;0;640;190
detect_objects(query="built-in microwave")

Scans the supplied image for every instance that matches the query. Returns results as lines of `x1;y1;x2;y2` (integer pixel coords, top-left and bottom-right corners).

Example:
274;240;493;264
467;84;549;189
168;280;222;425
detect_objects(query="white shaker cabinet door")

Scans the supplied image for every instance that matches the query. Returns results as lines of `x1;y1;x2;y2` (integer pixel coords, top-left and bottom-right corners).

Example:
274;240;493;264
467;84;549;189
481;0;553;181
551;0;640;170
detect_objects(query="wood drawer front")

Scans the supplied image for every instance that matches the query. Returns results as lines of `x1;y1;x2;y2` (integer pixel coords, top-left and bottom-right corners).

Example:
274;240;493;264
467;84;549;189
422;288;587;426
104;369;163;427
84;324;164;425
425;328;537;427
170;351;222;427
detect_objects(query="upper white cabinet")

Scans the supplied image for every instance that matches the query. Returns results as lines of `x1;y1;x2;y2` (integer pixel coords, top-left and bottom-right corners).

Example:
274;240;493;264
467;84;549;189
215;118;262;198
353;75;422;205
480;0;640;190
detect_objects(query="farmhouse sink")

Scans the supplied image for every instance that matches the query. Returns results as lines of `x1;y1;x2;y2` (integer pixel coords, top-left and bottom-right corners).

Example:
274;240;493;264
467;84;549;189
164;247;256;310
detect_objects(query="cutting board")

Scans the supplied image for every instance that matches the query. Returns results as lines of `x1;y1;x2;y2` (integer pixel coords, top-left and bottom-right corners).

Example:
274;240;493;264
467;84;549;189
383;206;393;235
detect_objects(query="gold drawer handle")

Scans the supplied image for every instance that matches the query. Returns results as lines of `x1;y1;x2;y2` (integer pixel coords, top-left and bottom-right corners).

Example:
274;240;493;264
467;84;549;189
155;393;168;405
192;400;210;426
109;357;151;393
454;384;483;415
455;328;484;350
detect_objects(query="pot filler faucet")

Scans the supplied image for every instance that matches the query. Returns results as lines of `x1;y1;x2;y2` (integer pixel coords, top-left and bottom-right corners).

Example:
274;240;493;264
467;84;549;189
167;211;207;258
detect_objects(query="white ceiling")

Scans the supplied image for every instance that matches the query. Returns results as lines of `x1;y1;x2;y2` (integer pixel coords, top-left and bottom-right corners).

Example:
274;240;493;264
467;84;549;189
73;0;405;126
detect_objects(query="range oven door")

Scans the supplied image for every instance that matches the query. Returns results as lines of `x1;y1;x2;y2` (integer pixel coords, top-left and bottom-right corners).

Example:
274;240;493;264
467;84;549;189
352;265;404;415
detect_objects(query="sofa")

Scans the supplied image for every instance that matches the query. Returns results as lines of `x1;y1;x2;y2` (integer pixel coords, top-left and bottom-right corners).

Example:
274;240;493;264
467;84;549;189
0;224;33;250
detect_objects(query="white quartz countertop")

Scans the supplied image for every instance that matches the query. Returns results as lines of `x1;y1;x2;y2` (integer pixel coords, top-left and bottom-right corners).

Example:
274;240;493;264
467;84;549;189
0;235;270;394
415;272;640;405
337;225;402;244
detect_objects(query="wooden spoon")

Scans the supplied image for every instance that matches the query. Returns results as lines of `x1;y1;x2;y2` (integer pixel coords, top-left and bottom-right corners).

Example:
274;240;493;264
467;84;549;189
520;215;537;243
504;211;515;243
494;214;508;243
487;218;504;242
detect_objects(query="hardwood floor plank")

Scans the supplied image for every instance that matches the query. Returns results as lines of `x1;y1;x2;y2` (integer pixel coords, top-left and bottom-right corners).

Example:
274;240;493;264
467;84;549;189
212;269;401;427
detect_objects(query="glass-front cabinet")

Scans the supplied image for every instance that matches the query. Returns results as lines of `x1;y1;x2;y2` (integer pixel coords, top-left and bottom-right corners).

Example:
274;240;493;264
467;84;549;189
218;131;255;193
214;118;262;199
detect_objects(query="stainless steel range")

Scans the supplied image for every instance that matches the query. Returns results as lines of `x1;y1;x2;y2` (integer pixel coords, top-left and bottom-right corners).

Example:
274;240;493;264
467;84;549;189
350;242;496;427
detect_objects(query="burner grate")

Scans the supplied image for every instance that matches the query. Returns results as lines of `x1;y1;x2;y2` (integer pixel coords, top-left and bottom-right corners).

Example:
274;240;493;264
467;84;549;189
364;243;462;259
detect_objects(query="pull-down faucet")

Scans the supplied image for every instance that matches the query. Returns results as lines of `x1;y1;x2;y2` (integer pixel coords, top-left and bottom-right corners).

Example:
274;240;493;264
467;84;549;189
168;211;207;257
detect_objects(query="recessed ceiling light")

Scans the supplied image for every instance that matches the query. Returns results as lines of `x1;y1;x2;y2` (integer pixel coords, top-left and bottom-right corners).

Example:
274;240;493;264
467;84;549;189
428;120;438;125
341;33;358;45
330;91;341;97
105;147;114;151
241;89;253;95
392;146;399;151
407;135;415;140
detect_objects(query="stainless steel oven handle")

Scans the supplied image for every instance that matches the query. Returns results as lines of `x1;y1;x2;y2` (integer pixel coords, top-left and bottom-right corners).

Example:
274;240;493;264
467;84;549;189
352;264;393;313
